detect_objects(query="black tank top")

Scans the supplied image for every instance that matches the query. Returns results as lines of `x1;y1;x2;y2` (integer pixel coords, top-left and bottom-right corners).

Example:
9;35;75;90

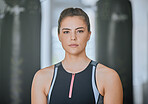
47;60;104;104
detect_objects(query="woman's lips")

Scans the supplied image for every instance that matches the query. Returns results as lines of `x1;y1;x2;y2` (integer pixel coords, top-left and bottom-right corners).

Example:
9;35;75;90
69;44;79;47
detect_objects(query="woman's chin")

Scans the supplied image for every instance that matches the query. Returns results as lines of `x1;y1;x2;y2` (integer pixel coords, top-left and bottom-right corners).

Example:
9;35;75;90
65;50;85;56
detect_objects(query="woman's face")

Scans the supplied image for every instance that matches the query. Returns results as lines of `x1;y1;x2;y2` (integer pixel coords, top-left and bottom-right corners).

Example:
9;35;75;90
58;16;91;55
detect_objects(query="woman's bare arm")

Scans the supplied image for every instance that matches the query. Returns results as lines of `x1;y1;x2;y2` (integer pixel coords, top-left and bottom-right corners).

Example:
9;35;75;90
31;66;54;104
96;64;123;104
104;69;123;104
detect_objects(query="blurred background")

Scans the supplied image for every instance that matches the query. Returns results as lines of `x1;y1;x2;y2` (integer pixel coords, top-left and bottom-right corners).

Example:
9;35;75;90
0;0;147;104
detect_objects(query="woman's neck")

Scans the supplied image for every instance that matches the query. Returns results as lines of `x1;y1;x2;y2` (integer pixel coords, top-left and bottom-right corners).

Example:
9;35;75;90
62;51;91;72
64;50;90;63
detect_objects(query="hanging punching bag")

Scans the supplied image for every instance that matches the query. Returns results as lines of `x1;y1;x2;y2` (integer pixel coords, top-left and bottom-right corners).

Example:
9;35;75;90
96;0;133;103
0;0;41;104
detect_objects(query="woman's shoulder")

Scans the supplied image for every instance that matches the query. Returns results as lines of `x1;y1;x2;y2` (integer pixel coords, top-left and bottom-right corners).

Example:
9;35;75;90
34;65;55;80
32;65;55;95
95;63;123;103
96;63;119;78
96;63;122;93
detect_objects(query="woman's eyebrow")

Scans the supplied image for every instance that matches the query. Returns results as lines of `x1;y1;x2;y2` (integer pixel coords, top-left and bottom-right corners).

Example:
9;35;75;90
62;28;71;30
75;27;84;30
62;27;84;30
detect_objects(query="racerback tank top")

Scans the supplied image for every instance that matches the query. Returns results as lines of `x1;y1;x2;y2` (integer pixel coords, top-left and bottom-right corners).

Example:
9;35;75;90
47;60;104;104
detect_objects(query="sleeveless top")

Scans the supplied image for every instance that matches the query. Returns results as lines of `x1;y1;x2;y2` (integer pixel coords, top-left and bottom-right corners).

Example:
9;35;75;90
47;60;104;104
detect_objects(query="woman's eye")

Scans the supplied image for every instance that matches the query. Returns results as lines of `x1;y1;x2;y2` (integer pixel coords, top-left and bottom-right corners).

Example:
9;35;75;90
63;31;69;34
77;30;84;33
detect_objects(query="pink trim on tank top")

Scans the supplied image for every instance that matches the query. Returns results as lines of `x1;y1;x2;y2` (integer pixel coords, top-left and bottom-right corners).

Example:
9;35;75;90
69;73;75;98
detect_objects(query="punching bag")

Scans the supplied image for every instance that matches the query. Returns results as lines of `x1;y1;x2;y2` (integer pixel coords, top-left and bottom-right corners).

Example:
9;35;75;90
96;0;133;103
0;0;41;104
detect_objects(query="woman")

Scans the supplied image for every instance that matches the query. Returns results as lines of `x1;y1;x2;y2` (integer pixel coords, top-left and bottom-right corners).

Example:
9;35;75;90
31;7;123;104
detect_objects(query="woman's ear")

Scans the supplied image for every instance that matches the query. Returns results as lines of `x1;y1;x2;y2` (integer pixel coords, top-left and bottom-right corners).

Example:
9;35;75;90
58;34;61;42
87;31;91;41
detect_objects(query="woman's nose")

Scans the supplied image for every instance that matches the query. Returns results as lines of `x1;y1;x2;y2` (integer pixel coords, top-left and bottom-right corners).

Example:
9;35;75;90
70;32;77;40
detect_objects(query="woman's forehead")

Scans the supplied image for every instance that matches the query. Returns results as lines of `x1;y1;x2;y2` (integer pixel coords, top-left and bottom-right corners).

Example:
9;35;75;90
60;16;87;29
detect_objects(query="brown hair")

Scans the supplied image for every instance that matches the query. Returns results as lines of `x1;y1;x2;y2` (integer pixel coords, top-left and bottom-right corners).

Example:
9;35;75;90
58;7;90;34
